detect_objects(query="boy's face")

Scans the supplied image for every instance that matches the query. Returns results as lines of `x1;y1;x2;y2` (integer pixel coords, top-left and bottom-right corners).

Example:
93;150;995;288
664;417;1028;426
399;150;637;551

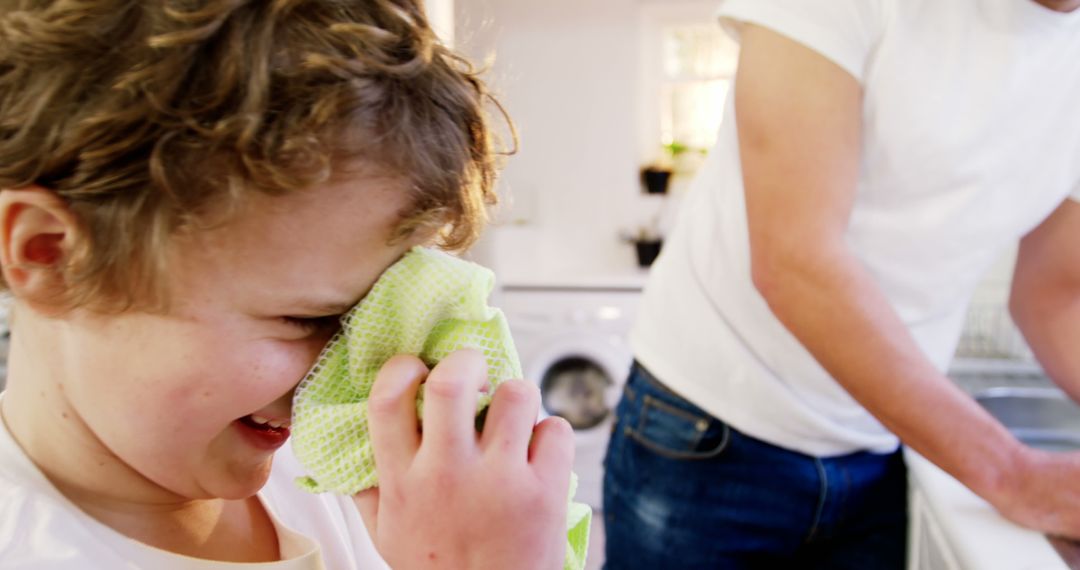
53;167;416;501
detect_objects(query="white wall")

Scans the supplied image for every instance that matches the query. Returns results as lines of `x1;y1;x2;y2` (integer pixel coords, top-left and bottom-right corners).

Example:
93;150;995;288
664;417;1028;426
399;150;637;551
427;0;455;46
455;0;662;279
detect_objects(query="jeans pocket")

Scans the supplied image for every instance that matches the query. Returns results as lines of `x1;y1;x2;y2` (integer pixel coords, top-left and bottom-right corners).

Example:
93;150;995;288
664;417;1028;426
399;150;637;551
625;393;730;461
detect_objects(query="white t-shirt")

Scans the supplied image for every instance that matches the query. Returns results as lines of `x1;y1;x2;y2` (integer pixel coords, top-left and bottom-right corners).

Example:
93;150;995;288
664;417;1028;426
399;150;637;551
630;0;1080;456
0;406;389;569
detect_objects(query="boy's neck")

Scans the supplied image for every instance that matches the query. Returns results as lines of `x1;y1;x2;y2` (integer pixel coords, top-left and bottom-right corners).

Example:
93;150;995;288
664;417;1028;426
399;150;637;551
1;315;281;563
1032;0;1080;12
2;331;164;504
75;491;282;562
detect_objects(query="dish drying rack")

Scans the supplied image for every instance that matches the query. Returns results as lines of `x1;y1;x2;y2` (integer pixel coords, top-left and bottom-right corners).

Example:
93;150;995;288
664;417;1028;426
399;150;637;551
950;295;1049;392
954;299;1033;361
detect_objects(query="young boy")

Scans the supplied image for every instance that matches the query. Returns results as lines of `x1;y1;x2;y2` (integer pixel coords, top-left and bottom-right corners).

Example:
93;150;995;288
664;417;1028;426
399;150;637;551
0;1;573;568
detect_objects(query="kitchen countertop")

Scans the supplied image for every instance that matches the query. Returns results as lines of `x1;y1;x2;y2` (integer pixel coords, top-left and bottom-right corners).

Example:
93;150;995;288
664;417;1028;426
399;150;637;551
499;268;650;291
907;450;1070;569
910;359;1078;569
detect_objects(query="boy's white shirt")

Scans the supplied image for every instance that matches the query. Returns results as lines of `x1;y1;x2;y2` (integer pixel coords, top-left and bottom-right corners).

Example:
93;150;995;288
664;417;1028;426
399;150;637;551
0;395;390;569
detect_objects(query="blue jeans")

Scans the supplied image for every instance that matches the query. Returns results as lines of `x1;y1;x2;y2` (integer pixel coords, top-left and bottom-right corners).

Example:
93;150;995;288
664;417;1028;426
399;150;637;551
602;363;908;569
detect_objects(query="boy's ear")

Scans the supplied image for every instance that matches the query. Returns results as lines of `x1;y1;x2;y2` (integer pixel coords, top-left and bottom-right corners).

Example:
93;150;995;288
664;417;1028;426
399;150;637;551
0;186;80;312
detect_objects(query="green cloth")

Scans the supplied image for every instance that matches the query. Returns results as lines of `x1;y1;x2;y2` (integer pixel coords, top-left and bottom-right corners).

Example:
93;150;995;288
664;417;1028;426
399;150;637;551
291;247;590;570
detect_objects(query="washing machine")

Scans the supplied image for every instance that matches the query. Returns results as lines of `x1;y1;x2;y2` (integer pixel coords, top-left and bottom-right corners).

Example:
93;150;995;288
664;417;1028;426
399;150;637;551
499;282;643;510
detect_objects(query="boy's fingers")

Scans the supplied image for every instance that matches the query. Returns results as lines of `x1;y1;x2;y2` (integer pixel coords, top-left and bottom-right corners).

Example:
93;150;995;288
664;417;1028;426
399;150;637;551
528;416;575;491
352;488;379;538
420;349;489;459
480;379;540;461
368;354;429;477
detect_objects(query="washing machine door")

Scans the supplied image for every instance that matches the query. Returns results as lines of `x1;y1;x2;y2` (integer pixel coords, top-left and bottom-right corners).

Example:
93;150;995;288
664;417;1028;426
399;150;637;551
523;334;631;431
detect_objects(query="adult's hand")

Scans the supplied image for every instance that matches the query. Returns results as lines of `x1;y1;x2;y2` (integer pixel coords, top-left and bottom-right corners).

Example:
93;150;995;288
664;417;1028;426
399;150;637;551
991;447;1080;538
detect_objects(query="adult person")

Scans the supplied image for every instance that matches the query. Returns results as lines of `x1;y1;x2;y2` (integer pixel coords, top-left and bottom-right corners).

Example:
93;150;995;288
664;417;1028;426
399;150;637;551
603;0;1080;567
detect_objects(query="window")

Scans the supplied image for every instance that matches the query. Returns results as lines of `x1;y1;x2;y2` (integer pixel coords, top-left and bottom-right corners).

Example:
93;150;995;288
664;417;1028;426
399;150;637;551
640;3;740;183
660;24;738;151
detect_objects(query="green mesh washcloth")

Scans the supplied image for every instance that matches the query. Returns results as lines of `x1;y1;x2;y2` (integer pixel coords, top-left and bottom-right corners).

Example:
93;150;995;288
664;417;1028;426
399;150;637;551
290;247;590;570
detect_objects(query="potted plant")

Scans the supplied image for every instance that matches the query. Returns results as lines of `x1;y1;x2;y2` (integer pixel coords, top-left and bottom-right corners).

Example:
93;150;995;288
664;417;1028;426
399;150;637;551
620;221;664;268
641;164;672;195
668;141;709;177
641;141;708;194
640;142;679;195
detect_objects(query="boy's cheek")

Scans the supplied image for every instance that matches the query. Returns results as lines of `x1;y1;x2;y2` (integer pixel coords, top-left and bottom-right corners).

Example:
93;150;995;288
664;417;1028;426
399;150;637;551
231;339;326;393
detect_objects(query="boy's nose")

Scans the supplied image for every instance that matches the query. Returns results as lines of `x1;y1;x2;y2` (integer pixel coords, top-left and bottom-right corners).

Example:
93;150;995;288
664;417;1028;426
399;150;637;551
265;385;299;416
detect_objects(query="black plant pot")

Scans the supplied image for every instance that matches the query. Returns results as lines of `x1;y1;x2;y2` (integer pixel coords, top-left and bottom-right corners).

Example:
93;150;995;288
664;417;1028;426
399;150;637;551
641;168;672;195
635;240;663;268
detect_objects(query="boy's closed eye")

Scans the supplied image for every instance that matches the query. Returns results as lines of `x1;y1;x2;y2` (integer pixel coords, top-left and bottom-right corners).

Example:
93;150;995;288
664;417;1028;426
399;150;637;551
280;315;343;335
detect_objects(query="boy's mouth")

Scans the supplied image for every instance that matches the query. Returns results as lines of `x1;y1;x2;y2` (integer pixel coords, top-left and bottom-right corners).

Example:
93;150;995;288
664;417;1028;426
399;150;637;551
241;414;291;430
235;414;292;450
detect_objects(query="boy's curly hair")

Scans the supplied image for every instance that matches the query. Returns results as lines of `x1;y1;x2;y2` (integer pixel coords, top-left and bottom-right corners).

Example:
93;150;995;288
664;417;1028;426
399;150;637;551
0;0;505;310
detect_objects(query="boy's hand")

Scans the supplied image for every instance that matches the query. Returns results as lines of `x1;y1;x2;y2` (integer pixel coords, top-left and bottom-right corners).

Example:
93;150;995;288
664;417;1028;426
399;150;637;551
353;350;574;570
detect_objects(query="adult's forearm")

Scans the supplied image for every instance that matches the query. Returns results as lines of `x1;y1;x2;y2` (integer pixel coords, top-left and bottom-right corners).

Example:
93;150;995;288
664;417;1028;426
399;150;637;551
734;20;1032;509
755;248;1024;501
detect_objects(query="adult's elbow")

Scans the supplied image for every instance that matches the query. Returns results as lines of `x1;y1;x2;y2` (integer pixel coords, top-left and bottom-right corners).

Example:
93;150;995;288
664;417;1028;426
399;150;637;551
750;245;795;306
1008;266;1053;328
1009;282;1051;333
750;238;847;312
1007;289;1028;329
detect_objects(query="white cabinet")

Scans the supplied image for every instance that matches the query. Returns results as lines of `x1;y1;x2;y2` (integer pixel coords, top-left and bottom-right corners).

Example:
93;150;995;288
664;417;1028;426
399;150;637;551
908;486;962;570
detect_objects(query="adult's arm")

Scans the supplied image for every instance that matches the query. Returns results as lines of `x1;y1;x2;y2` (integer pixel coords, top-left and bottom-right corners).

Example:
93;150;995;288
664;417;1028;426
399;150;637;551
737;23;1080;537
1011;199;1080;400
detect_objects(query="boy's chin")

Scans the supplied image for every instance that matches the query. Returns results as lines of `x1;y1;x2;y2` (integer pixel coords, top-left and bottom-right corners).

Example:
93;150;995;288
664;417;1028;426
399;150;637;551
211;457;275;500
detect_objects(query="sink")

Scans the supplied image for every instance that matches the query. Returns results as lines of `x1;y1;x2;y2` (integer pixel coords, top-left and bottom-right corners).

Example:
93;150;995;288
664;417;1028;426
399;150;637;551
974;387;1080;453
